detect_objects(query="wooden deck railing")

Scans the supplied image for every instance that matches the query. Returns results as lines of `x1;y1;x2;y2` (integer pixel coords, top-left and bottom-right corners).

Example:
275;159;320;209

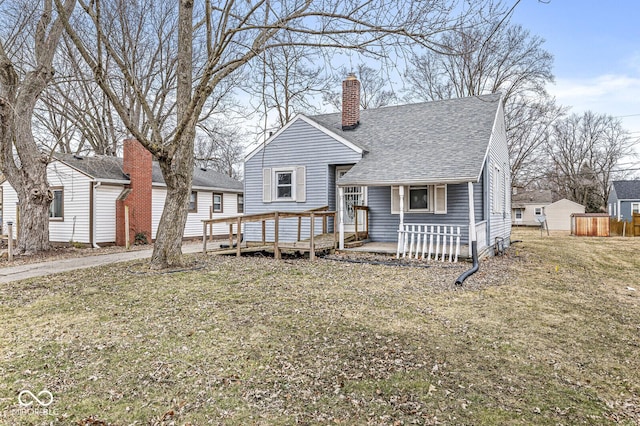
353;205;369;241
202;207;337;260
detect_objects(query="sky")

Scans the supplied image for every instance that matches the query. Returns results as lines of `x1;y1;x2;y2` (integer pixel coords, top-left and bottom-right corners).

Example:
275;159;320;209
511;0;640;165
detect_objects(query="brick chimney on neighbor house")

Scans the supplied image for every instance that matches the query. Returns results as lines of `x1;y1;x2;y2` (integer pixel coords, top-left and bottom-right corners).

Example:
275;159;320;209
342;73;360;130
116;139;152;246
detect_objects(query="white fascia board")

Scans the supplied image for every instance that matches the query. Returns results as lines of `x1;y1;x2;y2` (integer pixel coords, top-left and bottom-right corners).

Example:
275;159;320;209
244;114;363;163
51;157;96;180
478;98;504;183
337;177;478;187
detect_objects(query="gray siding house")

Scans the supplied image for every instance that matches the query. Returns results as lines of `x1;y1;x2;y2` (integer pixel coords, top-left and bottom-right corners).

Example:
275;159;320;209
608;180;640;220
244;75;511;256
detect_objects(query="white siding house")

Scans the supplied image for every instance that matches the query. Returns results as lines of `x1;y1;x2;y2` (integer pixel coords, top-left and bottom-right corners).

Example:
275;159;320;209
1;150;243;246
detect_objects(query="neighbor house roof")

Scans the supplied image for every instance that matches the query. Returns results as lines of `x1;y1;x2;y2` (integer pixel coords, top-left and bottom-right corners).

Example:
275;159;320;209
612;180;640;199
308;93;502;186
55;154;243;192
512;189;553;206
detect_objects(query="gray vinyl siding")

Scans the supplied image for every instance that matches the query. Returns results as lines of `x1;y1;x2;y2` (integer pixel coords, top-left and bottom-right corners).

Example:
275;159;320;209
244;118;361;242
367;182;483;244
486;102;511;248
619;201;638;221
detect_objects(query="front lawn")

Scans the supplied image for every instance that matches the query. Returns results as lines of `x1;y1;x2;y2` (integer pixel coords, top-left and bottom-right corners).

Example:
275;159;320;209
0;229;638;425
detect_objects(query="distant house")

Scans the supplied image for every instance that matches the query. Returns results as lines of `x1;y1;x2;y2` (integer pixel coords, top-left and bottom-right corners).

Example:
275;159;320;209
1;139;243;246
608;180;640;221
243;74;511;257
512;189;553;226
511;189;584;231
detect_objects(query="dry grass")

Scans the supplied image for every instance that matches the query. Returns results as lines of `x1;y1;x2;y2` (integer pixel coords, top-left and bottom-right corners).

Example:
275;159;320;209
0;228;638;425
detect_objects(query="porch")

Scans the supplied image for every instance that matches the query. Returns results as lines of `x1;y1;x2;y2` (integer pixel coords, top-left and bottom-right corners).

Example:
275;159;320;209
337;183;486;262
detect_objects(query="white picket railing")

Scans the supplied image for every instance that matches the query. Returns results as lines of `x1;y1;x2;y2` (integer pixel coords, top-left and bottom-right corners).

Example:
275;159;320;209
397;224;463;262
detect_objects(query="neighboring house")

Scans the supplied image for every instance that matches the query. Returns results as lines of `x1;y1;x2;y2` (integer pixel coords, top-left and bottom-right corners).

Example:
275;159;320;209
608;180;640;221
1;139;243;246
244;74;511;256
511;189;552;226
545;199;585;231
511;189;584;230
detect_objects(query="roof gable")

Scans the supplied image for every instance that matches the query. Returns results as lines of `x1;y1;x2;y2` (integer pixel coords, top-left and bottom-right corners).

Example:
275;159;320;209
307;93;503;186
244;114;363;163
612;180;640;200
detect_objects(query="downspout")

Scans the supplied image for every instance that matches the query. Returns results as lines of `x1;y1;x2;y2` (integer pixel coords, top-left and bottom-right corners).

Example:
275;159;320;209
92;182;101;248
456;182;479;285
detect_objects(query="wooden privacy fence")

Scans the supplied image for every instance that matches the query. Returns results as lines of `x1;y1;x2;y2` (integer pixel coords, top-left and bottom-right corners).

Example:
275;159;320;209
397;224;462;262
202;207;337;260
610;213;640;236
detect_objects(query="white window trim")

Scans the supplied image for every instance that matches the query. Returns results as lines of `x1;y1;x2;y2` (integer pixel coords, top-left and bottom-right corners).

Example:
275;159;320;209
492;164;503;214
263;166;306;203
632;202;640;215
273;168;295;201
391;184;447;214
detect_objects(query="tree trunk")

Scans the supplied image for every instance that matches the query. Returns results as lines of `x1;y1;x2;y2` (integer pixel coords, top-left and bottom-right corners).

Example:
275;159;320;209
149;133;195;269
148;0;195;270
14;173;52;255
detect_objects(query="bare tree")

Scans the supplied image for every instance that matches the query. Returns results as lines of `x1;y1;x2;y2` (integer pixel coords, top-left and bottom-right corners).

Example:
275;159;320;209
57;0;508;268
546;111;633;212
405;21;556;185
323;63;398;111
194;121;245;180
35;35;127;155
247;41;328;130
0;0;76;254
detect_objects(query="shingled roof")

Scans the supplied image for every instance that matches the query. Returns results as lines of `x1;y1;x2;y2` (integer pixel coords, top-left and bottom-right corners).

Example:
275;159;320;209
308;93;502;186
612;180;640;199
55;153;243;192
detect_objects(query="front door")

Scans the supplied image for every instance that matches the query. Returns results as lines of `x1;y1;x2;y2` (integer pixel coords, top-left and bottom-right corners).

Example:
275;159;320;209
336;166;366;232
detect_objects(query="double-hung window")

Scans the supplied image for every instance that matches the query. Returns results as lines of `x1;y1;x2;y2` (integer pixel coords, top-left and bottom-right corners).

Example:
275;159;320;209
213;193;223;213
49;187;64;220
262;167;306;203
275;170;293;200
188;191;198;213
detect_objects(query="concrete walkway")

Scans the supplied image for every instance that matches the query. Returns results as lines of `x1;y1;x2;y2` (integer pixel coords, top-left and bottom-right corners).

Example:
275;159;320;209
0;242;205;284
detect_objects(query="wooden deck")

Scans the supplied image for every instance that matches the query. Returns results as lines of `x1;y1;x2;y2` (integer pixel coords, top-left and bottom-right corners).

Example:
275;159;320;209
202;207;347;260
204;233;347;258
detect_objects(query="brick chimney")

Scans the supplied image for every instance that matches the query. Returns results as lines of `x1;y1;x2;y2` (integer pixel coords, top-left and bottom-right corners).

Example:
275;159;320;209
342;73;360;130
116;139;152;246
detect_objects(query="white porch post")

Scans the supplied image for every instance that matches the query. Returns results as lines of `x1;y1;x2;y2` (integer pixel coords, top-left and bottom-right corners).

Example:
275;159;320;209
338;186;345;249
396;185;405;258
467;182;477;258
399;185;405;227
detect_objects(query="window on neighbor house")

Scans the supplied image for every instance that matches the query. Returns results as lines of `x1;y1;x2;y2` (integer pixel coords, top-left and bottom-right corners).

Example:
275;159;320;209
49;187;63;220
237;194;244;213
188;191;198;213
213;193;223;213
515;209;523;220
534;207;542;216
632;203;640;215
